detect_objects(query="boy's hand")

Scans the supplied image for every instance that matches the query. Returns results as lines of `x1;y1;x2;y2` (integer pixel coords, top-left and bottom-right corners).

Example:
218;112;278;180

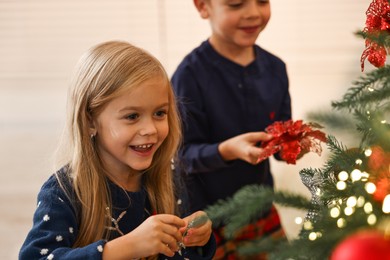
218;132;273;164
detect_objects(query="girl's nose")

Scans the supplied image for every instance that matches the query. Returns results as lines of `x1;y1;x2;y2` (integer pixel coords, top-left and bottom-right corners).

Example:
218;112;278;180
138;119;157;136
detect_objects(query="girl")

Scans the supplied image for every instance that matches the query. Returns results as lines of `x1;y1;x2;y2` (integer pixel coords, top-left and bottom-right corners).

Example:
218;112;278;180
19;41;215;259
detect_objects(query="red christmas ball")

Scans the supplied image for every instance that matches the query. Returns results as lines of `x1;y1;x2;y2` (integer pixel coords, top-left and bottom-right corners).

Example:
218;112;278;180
330;230;390;260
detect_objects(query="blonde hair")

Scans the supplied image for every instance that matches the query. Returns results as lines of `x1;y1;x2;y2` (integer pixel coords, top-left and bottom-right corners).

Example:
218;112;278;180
55;41;181;253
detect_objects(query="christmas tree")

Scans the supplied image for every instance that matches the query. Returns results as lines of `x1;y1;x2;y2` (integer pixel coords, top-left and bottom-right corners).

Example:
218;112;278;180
205;0;390;259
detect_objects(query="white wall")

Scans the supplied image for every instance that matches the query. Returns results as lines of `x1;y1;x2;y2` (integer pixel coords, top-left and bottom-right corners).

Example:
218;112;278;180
0;0;373;258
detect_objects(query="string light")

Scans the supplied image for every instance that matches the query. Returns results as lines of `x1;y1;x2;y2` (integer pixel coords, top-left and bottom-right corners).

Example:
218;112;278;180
364;202;373;213
303;221;313;230
337;218;346;228
357;196;365;207
337;181;347;190
344;207;355;216
365;182;376;194
360;171;369;181
346;196;357;207
364;148;372;157
308;232;318;241
367;214;377;225
330;207;340;218
295;217;303;225
351;169;362;182
338;171;349;181
382;194;390;213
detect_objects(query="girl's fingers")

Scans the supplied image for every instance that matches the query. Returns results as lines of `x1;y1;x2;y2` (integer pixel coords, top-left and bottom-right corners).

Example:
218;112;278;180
162;223;183;242
161;233;180;253
159;214;186;228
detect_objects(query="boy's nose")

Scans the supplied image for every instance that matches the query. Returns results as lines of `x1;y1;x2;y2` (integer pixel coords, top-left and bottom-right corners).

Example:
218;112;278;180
244;1;262;18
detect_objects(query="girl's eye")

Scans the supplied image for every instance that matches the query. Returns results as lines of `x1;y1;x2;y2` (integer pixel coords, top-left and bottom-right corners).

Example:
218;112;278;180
228;2;243;8
258;0;269;3
126;113;139;120
155;110;167;118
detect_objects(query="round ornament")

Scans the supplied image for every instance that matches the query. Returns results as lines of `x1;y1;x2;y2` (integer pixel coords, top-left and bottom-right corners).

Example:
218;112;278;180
330;229;390;260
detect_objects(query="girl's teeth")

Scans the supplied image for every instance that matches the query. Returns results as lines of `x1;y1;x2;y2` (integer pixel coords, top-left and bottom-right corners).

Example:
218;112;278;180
135;144;152;148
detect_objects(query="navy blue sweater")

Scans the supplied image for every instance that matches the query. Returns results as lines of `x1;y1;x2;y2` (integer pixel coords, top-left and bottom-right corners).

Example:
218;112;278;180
171;40;292;212
19;167;216;259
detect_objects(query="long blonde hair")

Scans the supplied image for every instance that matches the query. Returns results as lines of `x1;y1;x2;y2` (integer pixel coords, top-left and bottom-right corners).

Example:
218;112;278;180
55;41;181;250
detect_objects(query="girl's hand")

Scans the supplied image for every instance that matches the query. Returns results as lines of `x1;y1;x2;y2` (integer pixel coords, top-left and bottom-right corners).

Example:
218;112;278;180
218;132;273;164
124;214;185;258
180;211;212;247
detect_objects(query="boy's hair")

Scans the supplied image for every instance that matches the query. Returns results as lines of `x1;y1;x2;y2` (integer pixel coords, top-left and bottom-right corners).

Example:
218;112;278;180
55;41;181;249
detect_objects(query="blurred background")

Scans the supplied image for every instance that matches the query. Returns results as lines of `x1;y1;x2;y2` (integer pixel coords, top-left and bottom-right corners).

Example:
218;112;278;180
0;0;372;258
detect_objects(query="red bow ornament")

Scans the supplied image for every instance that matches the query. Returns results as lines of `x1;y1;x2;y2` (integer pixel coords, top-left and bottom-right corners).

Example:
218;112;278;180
360;0;390;71
259;120;327;164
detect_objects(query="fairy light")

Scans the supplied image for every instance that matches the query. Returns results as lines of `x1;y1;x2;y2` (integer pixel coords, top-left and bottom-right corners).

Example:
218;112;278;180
303;221;313;230
365;182;376;194
330;207;340;218
308;232;318;241
355;159;363;165
337;218;346;228
295;217;303;225
382;194;390;213
344;207;354;216
364;202;373;213
337;181;347;190
357;196;365;207
381;120;387;124
338;171;349;181
368;87;374;92
360;171;369;181
346;196;357;207
367;214;377;225
351;169;362;182
364;148;372;157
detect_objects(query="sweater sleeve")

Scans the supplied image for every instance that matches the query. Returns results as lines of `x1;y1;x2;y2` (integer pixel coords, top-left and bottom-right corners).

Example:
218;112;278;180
172;65;230;174
19;176;106;260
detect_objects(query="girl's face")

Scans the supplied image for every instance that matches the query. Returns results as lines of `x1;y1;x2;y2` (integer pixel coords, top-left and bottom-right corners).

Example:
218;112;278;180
203;0;270;51
92;76;170;176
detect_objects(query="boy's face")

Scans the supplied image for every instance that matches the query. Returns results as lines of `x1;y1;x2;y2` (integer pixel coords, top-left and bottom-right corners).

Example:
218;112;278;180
196;0;271;50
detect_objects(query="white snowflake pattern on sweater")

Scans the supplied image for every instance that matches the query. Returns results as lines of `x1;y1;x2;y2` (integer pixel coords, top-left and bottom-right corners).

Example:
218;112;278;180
40;248;48;255
43;214;50;221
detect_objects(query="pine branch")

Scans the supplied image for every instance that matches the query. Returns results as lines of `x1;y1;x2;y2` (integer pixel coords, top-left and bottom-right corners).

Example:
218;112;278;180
273;190;314;210
306;110;356;132
205;185;275;238
331;65;390;110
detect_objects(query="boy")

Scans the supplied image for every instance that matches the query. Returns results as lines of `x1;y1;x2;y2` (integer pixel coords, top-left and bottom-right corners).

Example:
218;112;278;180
172;0;291;258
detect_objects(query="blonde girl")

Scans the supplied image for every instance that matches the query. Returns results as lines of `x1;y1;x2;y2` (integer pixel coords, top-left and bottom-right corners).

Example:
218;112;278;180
20;41;215;260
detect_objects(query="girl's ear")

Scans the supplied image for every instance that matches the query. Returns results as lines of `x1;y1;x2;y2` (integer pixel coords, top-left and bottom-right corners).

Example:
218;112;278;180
88;114;97;137
193;0;209;19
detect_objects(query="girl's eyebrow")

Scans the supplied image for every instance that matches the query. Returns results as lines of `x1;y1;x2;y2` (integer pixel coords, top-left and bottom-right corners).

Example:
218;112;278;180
118;103;169;112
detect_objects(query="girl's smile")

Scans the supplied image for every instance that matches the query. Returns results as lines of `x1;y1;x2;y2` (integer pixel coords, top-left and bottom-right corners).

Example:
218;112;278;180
130;143;155;157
